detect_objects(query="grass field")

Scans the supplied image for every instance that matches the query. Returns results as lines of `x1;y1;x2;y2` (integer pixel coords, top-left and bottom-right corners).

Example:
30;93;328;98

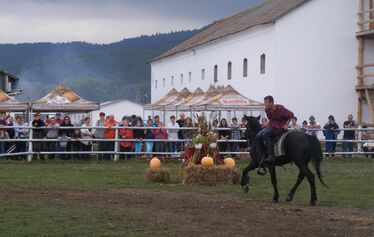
0;157;373;236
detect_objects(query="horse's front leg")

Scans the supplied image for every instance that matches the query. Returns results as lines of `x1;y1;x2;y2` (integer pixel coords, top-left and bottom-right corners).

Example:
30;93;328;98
269;167;279;203
241;161;258;193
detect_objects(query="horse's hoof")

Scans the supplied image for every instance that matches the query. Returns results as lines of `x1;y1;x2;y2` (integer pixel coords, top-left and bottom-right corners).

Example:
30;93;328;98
240;176;249;187
310;200;316;206
286;196;293;202
242;185;249;193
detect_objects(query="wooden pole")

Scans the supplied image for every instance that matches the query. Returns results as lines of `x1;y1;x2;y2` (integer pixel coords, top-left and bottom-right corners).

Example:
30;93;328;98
365;89;374;124
357;37;364;124
370;0;374;29
357;93;363;124
359;0;365;31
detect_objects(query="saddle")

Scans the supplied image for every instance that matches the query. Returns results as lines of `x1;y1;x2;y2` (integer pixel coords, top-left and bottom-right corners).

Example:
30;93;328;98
273;131;296;157
257;130;296;175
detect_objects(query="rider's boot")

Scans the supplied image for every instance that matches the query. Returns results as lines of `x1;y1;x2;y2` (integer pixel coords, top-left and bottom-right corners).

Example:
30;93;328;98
263;137;275;163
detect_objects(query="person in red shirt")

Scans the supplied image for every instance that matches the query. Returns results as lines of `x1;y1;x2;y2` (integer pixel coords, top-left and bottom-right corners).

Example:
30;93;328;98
104;114;117;160
257;95;294;163
119;118;133;160
55;113;63;125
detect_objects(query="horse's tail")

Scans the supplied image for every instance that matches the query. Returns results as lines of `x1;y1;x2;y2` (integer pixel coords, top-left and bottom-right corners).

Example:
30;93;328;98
307;135;328;187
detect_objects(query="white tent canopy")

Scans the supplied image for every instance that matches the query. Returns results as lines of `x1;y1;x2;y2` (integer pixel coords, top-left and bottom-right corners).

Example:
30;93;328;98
0;90;29;112
31;84;100;112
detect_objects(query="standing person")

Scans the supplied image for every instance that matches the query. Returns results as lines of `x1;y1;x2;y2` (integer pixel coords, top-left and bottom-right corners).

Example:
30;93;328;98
119;118;133;160
154;121;167;157
0;120;9;157
81;117;95;160
95;112;106;161
55;113;63;125
210;119;218;130
152;115;160;127
0;113;7;156
14;115;29;160
218;118;230;153
144;119;155;158
133;119;145;158
60;116;74;159
5;116;16;156
57;131;71;160
256;95;294;163
307;115;321;137
71;129;82;159
31;113;45;160
260;117;268;128
323;115;340;157
289;117;302;131
104;114;117;160
45;117;60;159
239;117;249;157
176;113;185;151
166;115;179;154
182;117;194;148
229;117;241;158
301;120;308;132
342;114;358;157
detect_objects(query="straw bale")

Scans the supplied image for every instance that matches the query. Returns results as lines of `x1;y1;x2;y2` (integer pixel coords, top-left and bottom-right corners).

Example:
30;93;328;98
182;165;240;186
145;168;170;183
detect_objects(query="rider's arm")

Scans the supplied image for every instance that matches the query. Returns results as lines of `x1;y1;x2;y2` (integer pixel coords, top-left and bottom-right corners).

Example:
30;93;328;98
282;118;293;129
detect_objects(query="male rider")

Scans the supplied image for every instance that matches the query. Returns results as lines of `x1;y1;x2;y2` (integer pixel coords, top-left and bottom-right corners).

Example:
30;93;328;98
256;96;294;163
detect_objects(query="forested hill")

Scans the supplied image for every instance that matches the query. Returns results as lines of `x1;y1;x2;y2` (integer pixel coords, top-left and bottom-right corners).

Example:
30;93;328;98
0;30;198;103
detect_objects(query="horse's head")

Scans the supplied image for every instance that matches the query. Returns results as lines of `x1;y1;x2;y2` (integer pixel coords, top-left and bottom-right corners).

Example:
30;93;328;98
244;115;262;139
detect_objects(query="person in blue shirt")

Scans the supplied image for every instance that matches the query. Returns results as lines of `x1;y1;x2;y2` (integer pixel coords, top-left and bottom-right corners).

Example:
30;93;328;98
323;115;340;157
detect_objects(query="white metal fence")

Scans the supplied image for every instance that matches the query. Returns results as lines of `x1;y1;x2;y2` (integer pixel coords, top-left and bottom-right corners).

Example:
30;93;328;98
0;126;374;162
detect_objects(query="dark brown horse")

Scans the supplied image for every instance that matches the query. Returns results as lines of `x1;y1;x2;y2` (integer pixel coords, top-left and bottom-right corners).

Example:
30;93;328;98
241;116;327;206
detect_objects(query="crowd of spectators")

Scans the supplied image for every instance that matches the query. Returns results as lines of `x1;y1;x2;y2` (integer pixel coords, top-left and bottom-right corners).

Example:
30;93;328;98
0;110;373;159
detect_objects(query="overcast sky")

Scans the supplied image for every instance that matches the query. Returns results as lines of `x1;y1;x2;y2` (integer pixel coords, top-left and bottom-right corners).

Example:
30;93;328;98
0;0;264;44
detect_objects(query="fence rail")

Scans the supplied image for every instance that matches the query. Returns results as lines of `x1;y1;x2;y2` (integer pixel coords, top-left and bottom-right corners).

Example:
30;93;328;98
1;126;374;162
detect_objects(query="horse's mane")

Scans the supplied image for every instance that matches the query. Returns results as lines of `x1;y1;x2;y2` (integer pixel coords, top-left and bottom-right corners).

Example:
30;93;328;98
246;116;261;133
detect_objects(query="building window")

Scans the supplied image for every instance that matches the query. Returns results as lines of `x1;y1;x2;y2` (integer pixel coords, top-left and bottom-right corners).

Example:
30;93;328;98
188;72;192;83
180;74;184;84
243;58;248;77
260;54;266;74
171;76;174;86
201;69;205;80
155;80;158;89
227;62;232;80
162;78;165;87
214;65;218;82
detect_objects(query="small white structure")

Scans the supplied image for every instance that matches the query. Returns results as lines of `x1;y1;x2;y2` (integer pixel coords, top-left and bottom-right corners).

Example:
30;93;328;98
150;0;374;125
91;99;144;123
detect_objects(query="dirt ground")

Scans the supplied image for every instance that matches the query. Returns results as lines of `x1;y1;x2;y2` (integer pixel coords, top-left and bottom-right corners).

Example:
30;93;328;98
1;186;373;237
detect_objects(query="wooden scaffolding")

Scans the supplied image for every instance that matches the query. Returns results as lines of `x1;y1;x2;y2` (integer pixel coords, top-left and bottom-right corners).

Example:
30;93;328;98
356;0;374;124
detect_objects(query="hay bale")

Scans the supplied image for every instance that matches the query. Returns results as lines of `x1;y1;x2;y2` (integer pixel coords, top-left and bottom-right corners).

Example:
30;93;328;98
145;168;170;183
182;165;241;186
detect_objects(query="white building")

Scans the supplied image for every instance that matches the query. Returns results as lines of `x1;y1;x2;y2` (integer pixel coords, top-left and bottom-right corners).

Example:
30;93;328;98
150;0;374;126
91;99;144;124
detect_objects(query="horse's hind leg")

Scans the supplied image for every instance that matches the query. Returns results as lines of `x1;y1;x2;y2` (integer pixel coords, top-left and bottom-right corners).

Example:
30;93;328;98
299;165;317;206
269;167;279;203
286;171;305;202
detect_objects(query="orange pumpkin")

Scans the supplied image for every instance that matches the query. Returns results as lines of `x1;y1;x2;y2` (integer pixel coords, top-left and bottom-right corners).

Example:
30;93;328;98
150;157;161;169
201;156;214;167
224;157;235;168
